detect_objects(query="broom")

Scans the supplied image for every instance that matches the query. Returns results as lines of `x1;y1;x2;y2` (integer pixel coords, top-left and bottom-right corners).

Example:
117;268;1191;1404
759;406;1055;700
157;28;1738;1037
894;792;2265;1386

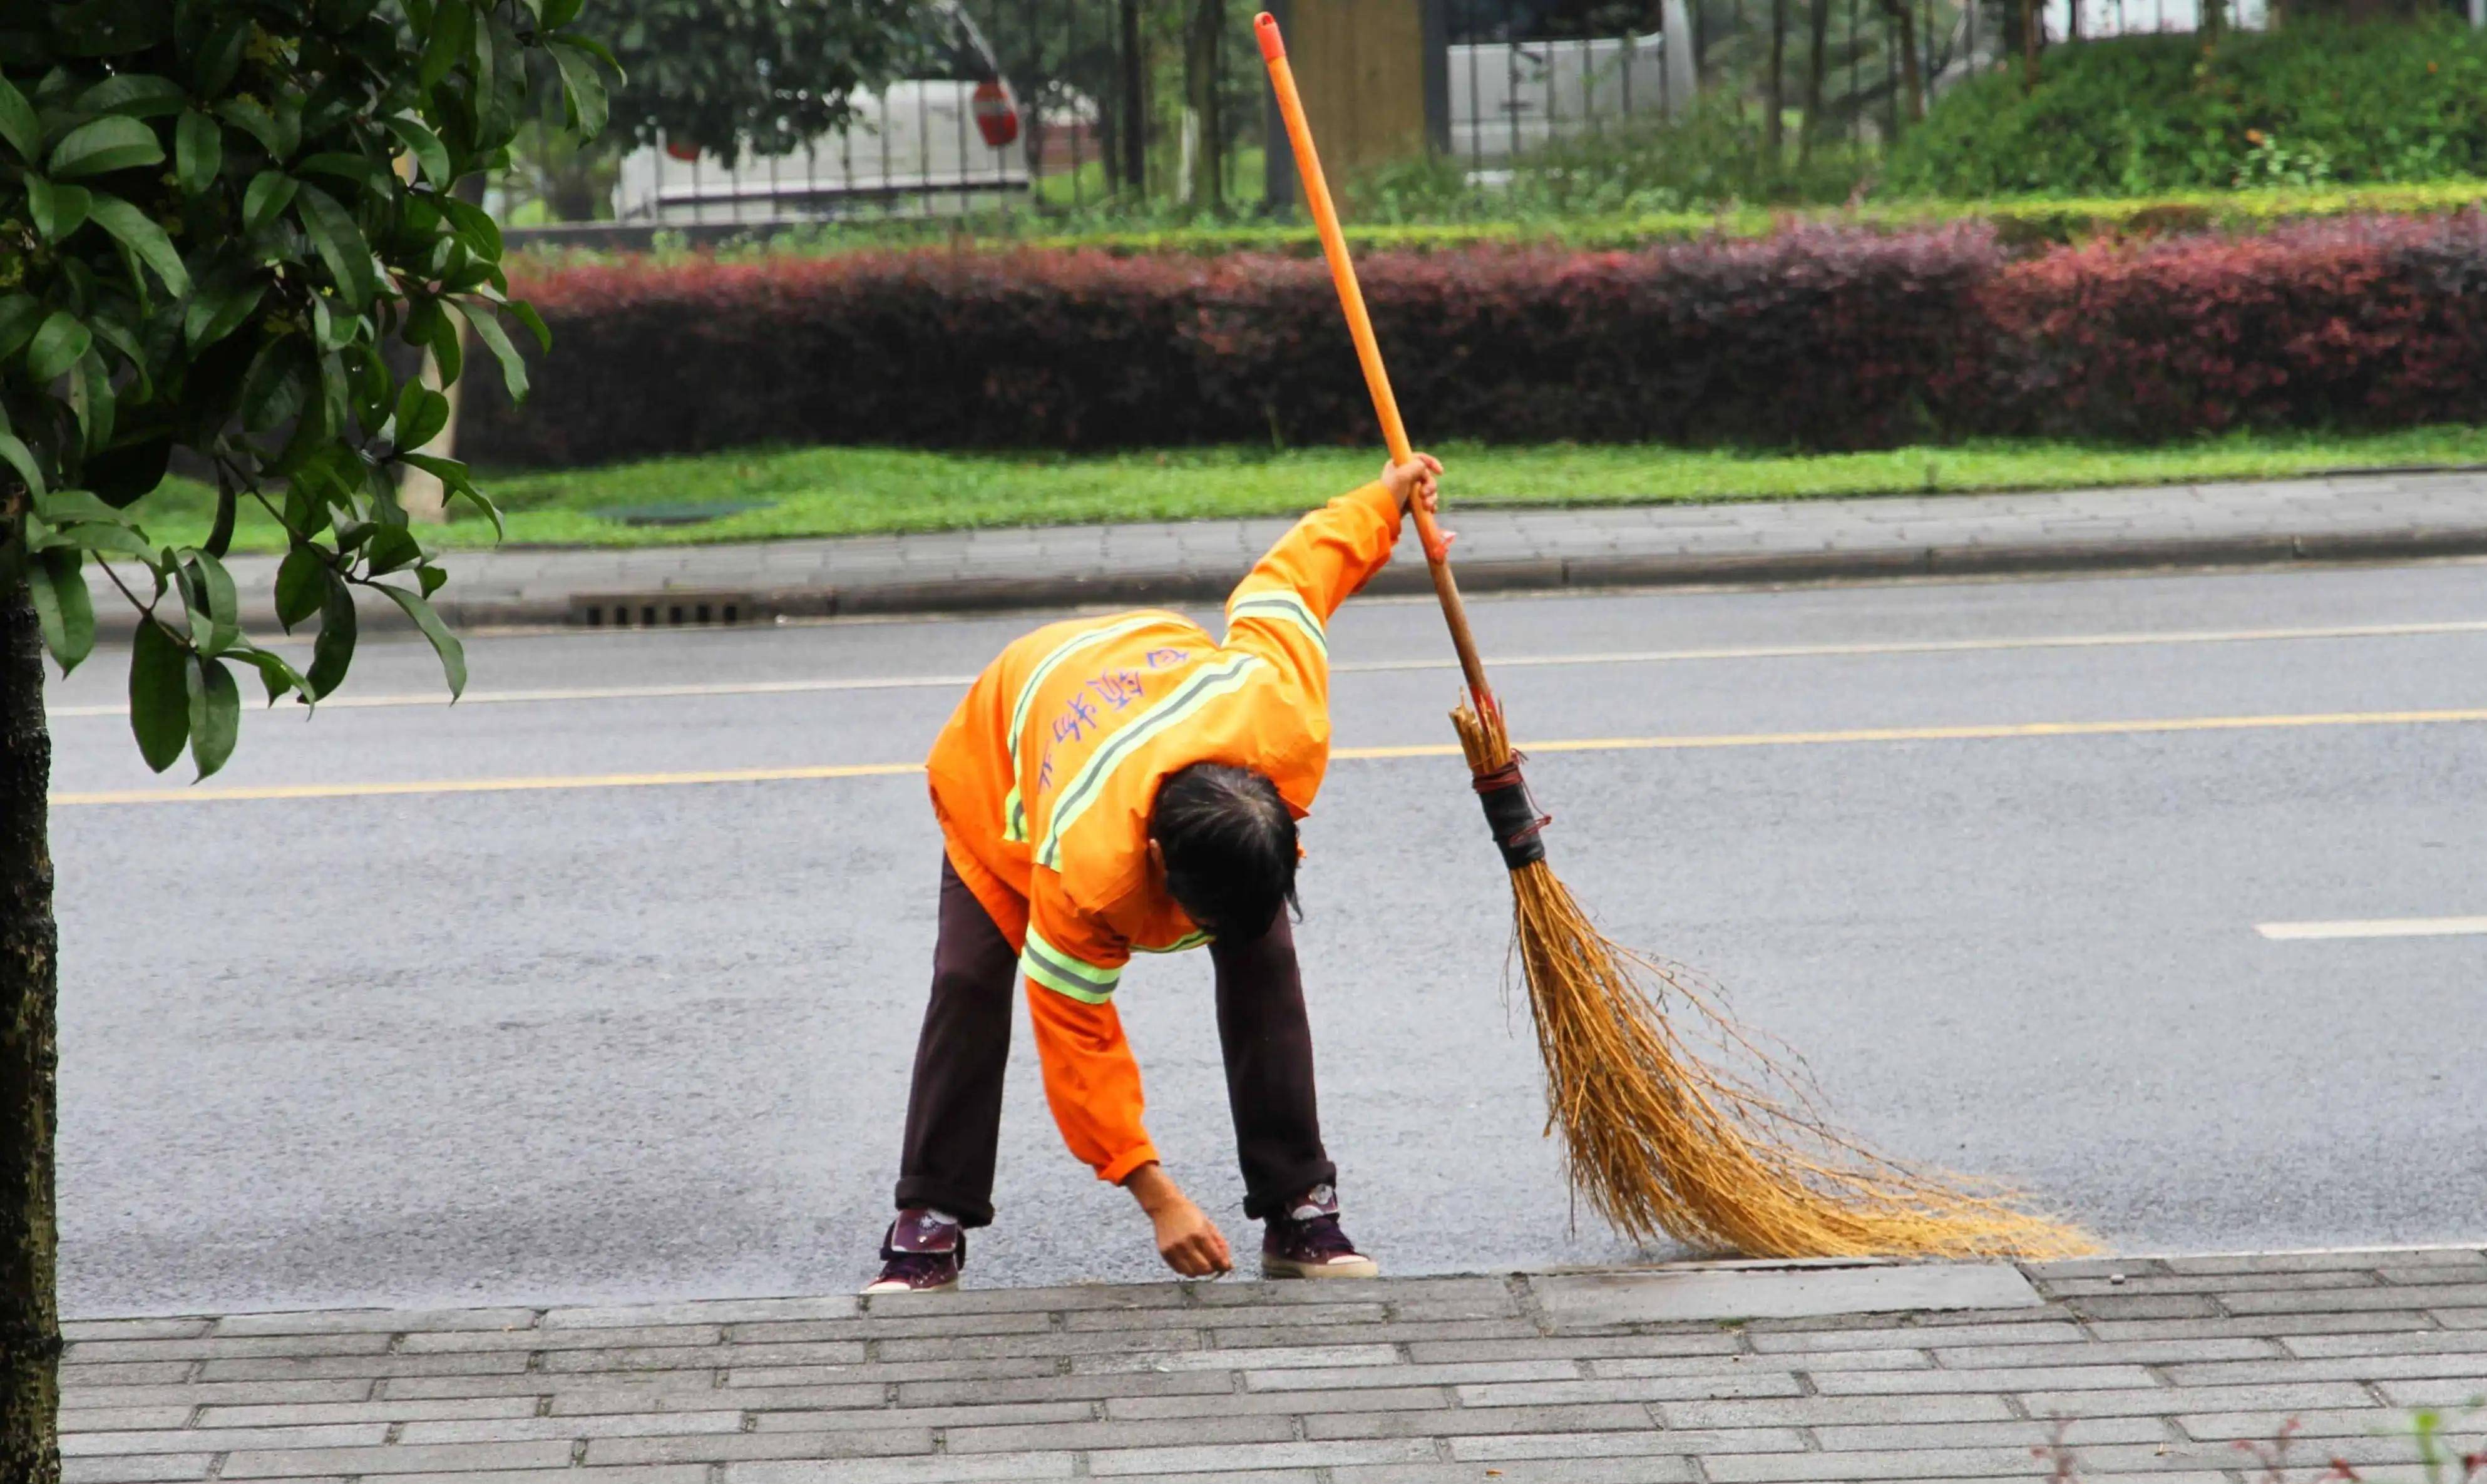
1255;13;2091;1261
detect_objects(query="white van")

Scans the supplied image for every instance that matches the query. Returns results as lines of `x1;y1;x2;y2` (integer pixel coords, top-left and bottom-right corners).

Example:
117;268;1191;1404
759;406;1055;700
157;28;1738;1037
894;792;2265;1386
1446;18;1671;164
612;2;1030;223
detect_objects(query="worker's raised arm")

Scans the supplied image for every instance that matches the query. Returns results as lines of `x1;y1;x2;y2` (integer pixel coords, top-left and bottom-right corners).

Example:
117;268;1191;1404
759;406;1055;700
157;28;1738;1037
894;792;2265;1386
1224;454;1440;681
1020;875;1156;1184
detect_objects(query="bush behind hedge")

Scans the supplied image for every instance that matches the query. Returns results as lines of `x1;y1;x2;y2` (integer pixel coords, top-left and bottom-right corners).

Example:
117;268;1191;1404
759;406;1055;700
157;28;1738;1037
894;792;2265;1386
461;213;2487;466
1887;23;2487;198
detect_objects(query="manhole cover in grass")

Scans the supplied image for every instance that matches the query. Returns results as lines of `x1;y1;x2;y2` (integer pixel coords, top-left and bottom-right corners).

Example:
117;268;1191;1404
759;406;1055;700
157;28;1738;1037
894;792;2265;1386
594;500;775;528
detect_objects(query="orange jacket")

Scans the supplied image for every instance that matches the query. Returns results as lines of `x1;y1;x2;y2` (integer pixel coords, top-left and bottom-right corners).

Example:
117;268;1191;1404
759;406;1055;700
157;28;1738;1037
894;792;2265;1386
925;480;1405;1184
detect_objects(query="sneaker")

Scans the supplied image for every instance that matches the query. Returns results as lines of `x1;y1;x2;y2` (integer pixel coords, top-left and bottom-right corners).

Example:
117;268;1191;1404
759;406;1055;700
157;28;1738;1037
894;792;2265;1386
1261;1184;1378;1279
862;1208;964;1294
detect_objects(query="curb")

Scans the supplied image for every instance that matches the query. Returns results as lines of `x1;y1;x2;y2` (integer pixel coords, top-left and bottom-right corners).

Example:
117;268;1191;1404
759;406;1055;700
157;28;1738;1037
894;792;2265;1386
86;524;2487;641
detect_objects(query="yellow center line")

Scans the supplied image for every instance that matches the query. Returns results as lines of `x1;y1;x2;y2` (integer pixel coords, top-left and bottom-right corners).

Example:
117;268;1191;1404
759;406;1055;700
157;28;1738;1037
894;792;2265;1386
48;707;2487;807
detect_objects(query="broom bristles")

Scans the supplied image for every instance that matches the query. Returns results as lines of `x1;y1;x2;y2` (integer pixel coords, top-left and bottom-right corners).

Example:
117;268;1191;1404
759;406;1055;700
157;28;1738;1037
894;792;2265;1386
1453;697;2094;1261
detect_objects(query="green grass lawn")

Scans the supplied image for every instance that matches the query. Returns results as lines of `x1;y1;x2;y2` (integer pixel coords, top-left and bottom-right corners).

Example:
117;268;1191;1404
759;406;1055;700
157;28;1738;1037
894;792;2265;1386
129;426;2487;553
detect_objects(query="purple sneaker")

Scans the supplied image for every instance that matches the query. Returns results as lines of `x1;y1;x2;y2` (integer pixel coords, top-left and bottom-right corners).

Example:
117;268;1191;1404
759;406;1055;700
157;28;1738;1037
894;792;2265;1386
1261;1184;1378;1279
863;1208;963;1294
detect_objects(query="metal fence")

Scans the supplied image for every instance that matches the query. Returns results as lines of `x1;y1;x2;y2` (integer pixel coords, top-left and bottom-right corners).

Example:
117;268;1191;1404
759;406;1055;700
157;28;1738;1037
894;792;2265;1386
529;0;2309;231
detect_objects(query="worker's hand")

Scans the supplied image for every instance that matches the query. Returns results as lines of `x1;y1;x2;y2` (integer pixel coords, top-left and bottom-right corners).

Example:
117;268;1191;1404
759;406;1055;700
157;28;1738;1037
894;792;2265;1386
1382;452;1442;516
1123;1162;1234;1277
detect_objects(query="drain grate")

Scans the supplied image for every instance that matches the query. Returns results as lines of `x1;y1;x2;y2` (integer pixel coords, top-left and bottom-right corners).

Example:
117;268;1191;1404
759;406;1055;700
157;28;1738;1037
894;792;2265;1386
571;590;758;628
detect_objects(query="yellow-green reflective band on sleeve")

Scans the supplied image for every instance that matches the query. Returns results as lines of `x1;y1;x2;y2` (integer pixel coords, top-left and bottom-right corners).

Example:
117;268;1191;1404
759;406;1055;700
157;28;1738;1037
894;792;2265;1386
1003;615;1166;842
1036;654;1263;871
1021;925;1122;1005
1134;931;1213;954
1228;591;1328;658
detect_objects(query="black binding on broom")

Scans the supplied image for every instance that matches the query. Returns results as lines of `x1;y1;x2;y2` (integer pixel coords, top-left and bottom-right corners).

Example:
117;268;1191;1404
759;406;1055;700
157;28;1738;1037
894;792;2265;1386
1470;758;1551;869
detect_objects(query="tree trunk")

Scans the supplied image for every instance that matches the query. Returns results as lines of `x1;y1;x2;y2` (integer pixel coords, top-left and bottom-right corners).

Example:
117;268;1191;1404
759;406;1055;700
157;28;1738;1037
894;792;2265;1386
1118;0;1147;196
2019;0;2041;88
1766;0;1790;169
1185;0;1224;210
1879;0;1924;128
2201;0;2226;34
0;589;59;1484
1799;0;1830;164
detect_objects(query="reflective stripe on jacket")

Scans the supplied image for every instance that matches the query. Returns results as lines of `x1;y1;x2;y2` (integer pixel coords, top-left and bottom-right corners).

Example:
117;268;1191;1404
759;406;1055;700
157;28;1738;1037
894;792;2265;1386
923;481;1403;1183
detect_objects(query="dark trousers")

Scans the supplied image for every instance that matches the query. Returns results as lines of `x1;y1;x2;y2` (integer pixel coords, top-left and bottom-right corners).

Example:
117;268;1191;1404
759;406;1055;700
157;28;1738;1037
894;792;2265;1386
895;859;1336;1227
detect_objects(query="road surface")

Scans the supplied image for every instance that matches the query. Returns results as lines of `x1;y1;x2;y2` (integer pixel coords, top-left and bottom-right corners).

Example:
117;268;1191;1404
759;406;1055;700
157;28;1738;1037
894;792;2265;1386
44;558;2487;1316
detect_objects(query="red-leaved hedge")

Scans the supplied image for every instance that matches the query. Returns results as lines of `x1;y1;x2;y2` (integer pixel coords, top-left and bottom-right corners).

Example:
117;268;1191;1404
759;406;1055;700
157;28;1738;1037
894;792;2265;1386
458;214;2487;466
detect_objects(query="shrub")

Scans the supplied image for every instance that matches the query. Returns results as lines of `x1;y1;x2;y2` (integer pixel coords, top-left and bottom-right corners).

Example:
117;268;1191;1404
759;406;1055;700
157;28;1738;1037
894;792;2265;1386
457;212;2487;466
1887;22;2487;198
459;228;2004;463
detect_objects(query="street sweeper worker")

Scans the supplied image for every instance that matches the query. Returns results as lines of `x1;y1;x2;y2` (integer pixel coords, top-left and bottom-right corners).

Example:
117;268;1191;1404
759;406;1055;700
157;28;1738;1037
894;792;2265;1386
864;453;1444;1294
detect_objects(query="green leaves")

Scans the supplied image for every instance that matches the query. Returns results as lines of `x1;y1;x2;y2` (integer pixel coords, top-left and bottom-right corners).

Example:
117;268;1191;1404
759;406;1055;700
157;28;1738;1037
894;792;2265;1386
27;312;93;383
274;547;327;631
128;618;190;773
384;115;452;186
305;573;357;699
87;195;192;297
186;655;240;777
393;381;451;452
183;279;266;351
295;183;382;309
26;176;93;242
377;583;466;699
48;114;165;177
549;38;612;138
454;300;528;401
27;550;95;675
242;170;299;234
176;109;222;195
0;73;39;161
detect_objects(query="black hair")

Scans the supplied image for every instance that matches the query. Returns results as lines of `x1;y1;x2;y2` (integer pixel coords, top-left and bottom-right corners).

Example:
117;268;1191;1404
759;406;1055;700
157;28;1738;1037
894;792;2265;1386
1150;762;1300;938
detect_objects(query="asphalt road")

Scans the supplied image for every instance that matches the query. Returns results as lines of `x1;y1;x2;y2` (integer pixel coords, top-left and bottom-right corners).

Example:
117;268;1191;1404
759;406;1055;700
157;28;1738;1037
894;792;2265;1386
44;558;2487;1317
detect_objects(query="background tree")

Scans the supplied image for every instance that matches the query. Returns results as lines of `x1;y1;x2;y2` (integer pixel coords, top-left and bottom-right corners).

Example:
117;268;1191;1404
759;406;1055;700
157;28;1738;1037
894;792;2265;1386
0;3;610;1479
597;0;922;158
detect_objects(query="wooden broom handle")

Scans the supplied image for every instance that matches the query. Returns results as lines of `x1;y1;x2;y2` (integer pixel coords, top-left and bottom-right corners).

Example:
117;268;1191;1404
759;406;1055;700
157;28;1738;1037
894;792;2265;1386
1256;12;1495;709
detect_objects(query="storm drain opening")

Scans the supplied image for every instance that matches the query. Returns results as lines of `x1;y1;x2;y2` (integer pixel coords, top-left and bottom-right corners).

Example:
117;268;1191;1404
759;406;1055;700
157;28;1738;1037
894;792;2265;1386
571;591;758;628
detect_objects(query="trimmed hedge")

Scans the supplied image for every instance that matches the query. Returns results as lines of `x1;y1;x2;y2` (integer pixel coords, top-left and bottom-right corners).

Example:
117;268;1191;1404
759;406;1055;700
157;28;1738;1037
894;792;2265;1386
461;213;2487;466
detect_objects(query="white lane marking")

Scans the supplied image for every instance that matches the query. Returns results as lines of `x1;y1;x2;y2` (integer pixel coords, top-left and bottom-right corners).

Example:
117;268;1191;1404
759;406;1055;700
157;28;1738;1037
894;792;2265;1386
41;617;2487;720
2255;916;2487;941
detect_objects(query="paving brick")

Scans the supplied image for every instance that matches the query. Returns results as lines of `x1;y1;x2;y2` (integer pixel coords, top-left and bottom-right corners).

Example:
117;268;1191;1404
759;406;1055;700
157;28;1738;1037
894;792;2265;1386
215;1439;576;1476
213;1307;542;1337
62;1319;214;1342
63;1381;376;1409
2161;1353;2487;1386
751;1401;1094;1433
549;1341;867;1371
588;1427;935;1465
1301;1401;1653;1438
2022;1258;2172;1281
1450;1428;1806;1461
729;1458;1076;1483
1104;1386;1449;1420
1063;1302;1380;1333
1932;1337;2282;1367
2039;1270;2377;1297
195;1398;542;1428
896;1370;1234;1406
545;1297;861;1328
2439;1309;2487;1329
1248;1359;1577;1392
2058;1294;2225;1320
1333;1460;1688;1483
60;1363;197;1386
1587;1349;1926;1379
1812;1416;2170;1450
2160;1249;2483;1276
1074;1341;1397;1374
59;1456;215;1483
1656;1394;2018;1429
2017;1382;2377;1416
1746;1322;2083;1354
2378;1378;2487;1407
552;1382;879;1416
69;1333;396;1363
1084;1438;1441;1475
397;1409;746;1443
399;1323;719;1353
61;1423;389;1455
2223;1284;2487;1314
1406;1333;1748;1365
1812;1364;2159;1395
1701;1444;2100;1480
727;1357;1056;1389
2175;1406;2406;1440
2084;1311;2439;1342
195;1351;534;1381
1454;1373;1806;1407
53;1407;193;1431
944;1413;1297;1452
874;1329;1194;1363
1222;1318;1540;1349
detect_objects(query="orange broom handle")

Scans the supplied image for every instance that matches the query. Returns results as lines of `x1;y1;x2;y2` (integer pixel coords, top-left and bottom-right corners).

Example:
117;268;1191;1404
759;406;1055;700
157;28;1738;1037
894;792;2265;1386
1255;12;1494;708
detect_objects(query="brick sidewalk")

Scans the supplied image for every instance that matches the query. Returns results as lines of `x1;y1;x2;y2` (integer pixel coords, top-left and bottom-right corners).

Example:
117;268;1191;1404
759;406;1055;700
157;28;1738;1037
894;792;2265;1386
93;471;2487;636
58;1247;2487;1482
